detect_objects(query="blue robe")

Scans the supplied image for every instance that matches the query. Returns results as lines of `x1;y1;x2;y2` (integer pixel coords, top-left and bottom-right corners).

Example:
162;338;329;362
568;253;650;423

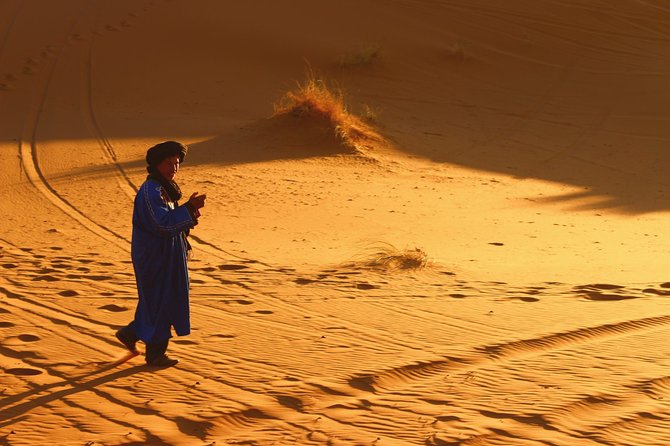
131;179;195;344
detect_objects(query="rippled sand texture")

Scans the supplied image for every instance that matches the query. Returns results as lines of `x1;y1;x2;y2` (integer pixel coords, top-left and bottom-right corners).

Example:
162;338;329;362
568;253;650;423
2;1;670;445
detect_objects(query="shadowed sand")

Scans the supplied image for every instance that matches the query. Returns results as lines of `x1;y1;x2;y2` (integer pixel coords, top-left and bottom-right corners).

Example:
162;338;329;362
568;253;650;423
2;1;670;445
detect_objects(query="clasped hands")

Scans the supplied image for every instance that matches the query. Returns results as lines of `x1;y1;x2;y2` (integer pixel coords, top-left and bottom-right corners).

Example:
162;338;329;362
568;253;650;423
188;192;207;210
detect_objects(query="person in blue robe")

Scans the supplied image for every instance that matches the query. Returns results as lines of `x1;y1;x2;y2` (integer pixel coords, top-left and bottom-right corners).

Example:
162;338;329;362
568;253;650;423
115;141;206;367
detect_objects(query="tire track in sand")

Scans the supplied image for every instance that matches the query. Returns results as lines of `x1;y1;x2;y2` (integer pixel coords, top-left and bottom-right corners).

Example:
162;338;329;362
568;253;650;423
83;37;138;196
18;22;128;250
350;313;670;392
83;31;266;265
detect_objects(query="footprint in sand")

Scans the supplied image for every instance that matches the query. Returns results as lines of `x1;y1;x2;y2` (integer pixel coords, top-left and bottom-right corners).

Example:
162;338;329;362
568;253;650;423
518;296;540;302
2;263;18;269
89;275;113;281
198;267;217;272
33;275;59;282
6;368;42;376
59;290;79;297
574;284;635;301
271;267;296;273
69;33;87;41
98;304;128;312
435;415;461;423
212;334;235;339
276;395;304;411
643;288;670;296
295;278;317;285
219;264;249;271
0;321;15;328
355;283;379;290
18;334;40;342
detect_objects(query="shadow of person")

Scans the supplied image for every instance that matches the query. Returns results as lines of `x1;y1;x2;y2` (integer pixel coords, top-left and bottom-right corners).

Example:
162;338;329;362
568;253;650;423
0;362;153;424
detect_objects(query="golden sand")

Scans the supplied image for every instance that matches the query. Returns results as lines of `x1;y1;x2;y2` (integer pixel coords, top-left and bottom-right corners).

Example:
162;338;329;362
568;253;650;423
2;1;670;444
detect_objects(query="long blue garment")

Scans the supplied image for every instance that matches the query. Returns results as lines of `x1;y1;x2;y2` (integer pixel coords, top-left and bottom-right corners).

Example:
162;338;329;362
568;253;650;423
131;179;195;344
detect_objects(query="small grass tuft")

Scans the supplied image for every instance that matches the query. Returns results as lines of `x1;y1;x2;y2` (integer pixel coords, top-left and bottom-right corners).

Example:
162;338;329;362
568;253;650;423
445;41;467;61
361;104;380;123
360;242;429;272
338;42;381;67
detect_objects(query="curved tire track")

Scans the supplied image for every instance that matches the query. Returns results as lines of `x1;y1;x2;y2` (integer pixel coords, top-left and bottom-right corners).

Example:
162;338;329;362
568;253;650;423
84;37;138;197
83;31;271;266
351;313;670;392
18;23;128;250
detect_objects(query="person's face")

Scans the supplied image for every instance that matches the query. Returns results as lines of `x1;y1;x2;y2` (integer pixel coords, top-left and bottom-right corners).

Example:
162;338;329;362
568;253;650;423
156;155;180;181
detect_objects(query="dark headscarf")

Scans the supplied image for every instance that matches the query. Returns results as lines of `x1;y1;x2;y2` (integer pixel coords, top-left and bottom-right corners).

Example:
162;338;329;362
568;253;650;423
145;141;188;203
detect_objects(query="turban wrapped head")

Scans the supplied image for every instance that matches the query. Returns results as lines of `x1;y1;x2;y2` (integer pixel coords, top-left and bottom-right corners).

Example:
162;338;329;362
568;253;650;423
146;141;188;170
145;141;189;202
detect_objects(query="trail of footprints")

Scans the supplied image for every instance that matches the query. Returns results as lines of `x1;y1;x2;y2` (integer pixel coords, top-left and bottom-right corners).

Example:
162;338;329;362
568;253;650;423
0;1;162;93
0;245;132;376
3;241;670;443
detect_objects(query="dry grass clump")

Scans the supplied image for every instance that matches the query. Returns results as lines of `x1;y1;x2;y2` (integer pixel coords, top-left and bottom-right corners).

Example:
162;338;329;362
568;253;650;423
338;42;381;67
361;104;380;123
359;242;429;272
445;42;466;61
273;70;385;153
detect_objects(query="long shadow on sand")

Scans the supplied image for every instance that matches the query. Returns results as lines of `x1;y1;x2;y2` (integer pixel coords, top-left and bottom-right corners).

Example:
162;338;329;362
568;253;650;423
186;113;356;166
0;362;147;423
43;113;354;185
39;110;670;216
406;136;670;215
0;362;172;444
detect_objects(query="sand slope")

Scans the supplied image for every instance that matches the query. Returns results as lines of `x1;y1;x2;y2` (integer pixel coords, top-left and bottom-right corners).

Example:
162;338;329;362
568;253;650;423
2;0;670;444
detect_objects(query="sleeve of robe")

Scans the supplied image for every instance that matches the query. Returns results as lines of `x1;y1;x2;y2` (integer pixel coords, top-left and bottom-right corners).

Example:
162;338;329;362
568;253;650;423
130;180;195;344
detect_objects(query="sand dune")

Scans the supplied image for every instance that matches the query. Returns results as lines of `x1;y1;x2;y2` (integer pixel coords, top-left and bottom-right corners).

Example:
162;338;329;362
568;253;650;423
2;0;670;444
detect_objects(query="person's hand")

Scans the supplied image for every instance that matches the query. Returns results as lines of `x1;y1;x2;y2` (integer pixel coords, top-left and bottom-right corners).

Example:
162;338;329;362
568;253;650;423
188;192;207;210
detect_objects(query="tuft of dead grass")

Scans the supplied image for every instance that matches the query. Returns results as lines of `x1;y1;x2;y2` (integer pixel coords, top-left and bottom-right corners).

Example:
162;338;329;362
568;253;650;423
354;242;429;272
361;104;380;123
338;42;381;67
273;69;385;153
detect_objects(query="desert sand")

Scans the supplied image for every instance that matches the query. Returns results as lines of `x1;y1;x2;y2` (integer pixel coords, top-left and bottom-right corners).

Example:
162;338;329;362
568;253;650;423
2;0;670;444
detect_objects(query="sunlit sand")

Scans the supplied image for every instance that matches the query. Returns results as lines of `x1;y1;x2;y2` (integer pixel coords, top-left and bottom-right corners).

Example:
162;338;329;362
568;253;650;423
2;1;670;444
